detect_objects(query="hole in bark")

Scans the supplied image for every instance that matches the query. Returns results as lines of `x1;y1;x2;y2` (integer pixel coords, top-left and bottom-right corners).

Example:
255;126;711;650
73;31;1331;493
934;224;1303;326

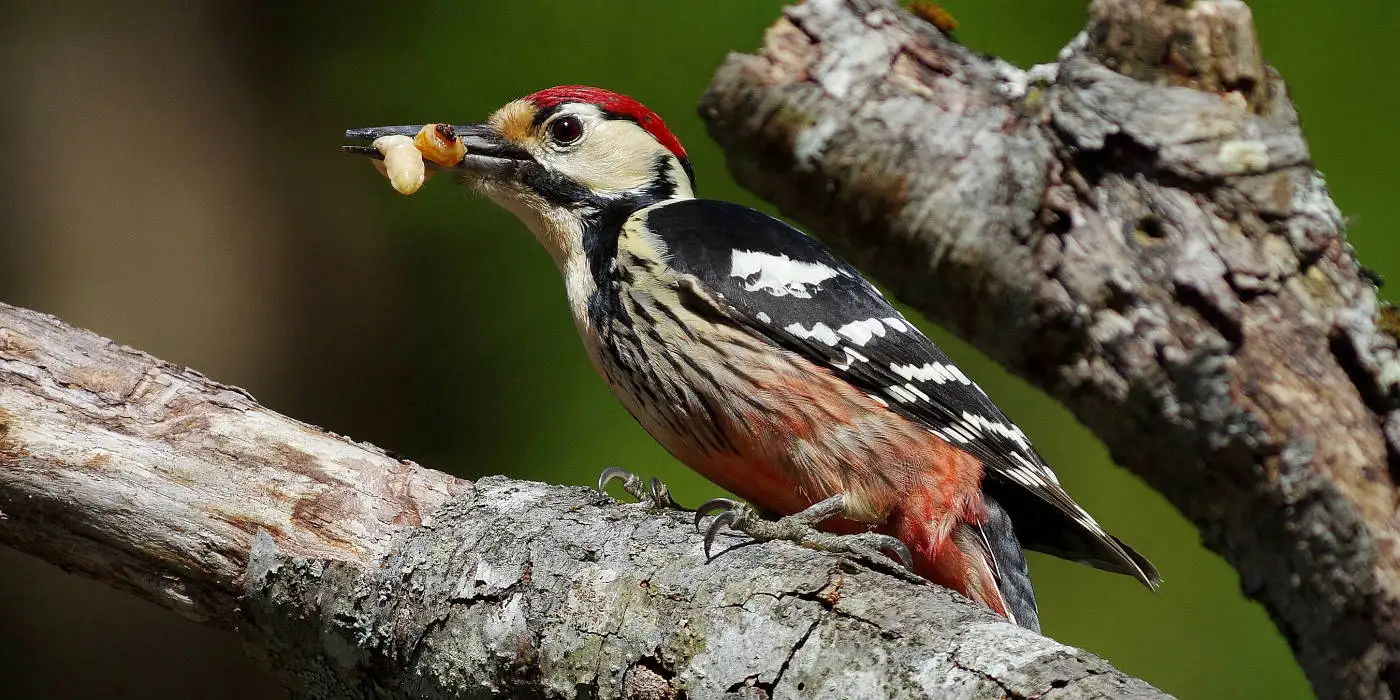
1071;132;1222;196
625;657;684;700
1043;208;1072;236
1132;215;1167;243
725;675;770;699
1174;283;1244;349
1225;76;1257;97
1328;331;1398;415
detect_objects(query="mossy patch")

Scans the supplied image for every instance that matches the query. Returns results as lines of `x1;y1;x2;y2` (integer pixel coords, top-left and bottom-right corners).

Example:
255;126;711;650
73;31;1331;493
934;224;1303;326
0;407;21;460
1379;301;1400;342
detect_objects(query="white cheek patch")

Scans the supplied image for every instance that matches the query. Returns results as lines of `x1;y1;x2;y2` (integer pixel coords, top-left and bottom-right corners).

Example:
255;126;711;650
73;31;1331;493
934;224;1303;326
730;250;840;298
552;118;667;195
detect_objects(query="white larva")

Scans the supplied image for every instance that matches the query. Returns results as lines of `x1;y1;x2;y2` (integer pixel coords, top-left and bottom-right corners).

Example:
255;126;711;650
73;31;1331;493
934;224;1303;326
373;134;426;195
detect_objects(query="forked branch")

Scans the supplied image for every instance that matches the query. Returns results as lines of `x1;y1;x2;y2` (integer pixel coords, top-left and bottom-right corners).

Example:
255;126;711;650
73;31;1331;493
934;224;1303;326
700;1;1400;698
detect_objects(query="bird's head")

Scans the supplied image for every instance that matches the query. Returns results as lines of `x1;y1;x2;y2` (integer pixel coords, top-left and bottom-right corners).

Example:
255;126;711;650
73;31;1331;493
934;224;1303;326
345;87;694;266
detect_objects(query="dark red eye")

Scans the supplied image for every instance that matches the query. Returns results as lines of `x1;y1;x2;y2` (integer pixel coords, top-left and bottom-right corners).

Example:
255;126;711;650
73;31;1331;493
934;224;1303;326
548;115;584;145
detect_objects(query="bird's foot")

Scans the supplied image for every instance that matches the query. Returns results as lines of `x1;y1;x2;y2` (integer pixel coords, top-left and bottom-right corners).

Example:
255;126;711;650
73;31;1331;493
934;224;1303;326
693;495;914;574
596;466;685;511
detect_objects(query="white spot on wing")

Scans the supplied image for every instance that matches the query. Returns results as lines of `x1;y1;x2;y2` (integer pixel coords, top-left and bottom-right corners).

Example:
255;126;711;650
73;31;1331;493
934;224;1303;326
831;346;869;370
886;385;916;403
1010;451;1058;484
882;317;908;333
729;249;839;298
942;425;972;443
890;362;955;384
756;312;771;323
837;318;887;346
961;410;1031;451
946;365;972;385
785;322;840;346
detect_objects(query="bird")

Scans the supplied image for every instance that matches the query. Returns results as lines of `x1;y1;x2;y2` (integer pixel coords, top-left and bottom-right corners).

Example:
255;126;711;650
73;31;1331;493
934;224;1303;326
344;86;1160;631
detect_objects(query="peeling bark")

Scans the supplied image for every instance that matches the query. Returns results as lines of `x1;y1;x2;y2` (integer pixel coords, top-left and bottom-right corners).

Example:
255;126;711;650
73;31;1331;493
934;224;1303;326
245;478;1165;699
699;1;1400;699
0;299;1164;697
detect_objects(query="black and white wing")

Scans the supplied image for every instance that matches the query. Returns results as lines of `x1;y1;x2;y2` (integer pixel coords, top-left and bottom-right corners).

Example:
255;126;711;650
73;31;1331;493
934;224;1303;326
646;199;1159;588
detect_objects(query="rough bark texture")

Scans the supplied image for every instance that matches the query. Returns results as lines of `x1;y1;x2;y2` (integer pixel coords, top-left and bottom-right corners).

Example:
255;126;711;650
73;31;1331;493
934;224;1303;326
699;1;1400;699
0;298;1165;697
0;302;468;627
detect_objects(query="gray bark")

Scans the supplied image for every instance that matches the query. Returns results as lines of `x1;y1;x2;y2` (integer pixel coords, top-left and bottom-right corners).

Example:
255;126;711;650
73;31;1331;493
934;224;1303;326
0;298;1165;698
699;1;1400;699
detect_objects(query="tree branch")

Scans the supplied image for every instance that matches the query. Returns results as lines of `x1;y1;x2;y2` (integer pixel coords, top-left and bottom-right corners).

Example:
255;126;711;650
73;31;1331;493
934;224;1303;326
0;298;1164;697
699;1;1400;698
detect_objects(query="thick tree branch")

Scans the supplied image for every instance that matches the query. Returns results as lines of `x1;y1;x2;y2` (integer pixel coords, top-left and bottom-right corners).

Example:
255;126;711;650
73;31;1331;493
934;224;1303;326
0;301;1163;697
699;1;1400;699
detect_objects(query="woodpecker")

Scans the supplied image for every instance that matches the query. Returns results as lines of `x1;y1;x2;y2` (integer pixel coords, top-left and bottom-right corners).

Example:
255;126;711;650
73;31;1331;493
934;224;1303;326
345;86;1160;631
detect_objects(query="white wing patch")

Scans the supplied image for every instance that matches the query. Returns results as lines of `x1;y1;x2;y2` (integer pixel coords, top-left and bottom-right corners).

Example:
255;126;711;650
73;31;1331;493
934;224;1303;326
882;317;909;333
885;384;918;403
837;318;887;346
1008;451;1060;485
785;321;841;346
729;249;842;298
960;410;1032;451
831;346;871;370
890;361;967;385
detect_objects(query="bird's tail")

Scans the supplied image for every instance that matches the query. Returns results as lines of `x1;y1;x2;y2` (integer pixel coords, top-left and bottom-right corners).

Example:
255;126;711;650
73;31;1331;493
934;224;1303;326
896;496;1040;632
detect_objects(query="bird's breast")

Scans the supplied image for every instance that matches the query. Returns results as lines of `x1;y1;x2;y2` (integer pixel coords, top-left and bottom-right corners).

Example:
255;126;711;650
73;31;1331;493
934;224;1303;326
585;280;982;526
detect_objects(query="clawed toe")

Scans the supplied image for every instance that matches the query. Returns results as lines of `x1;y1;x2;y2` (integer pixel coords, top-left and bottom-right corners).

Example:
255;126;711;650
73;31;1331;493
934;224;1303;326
694;498;747;559
693;498;740;529
646;477;681;510
597;466;644;499
692;495;916;574
847;533;915;570
596;466;684;510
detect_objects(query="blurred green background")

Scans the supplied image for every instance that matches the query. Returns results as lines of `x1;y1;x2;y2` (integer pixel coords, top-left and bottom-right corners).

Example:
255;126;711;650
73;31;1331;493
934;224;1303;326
0;1;1394;698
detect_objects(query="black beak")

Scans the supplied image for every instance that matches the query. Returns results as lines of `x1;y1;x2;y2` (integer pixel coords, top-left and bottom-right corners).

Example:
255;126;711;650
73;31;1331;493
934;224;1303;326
342;123;532;179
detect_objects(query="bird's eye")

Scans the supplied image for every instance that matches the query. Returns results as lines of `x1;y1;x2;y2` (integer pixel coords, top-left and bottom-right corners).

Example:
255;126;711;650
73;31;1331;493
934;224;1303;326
548;115;584;145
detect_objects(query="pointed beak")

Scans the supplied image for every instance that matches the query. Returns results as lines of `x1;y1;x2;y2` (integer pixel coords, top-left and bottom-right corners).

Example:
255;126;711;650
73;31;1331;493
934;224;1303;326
341;122;532;181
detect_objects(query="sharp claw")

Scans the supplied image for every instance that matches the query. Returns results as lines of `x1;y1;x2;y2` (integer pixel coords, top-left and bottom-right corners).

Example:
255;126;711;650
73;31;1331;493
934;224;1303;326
881;538;915;569
647;477;666;505
703;510;739;560
596;466;637;495
694;497;738;531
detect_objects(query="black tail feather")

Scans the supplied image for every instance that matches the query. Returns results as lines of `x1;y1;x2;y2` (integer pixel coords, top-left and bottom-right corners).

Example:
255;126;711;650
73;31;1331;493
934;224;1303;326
984;474;1161;589
976;496;1040;633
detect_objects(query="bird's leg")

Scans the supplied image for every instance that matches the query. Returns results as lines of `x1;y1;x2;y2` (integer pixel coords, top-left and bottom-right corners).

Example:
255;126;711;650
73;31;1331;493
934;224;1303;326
596;466;686;511
694;494;914;574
